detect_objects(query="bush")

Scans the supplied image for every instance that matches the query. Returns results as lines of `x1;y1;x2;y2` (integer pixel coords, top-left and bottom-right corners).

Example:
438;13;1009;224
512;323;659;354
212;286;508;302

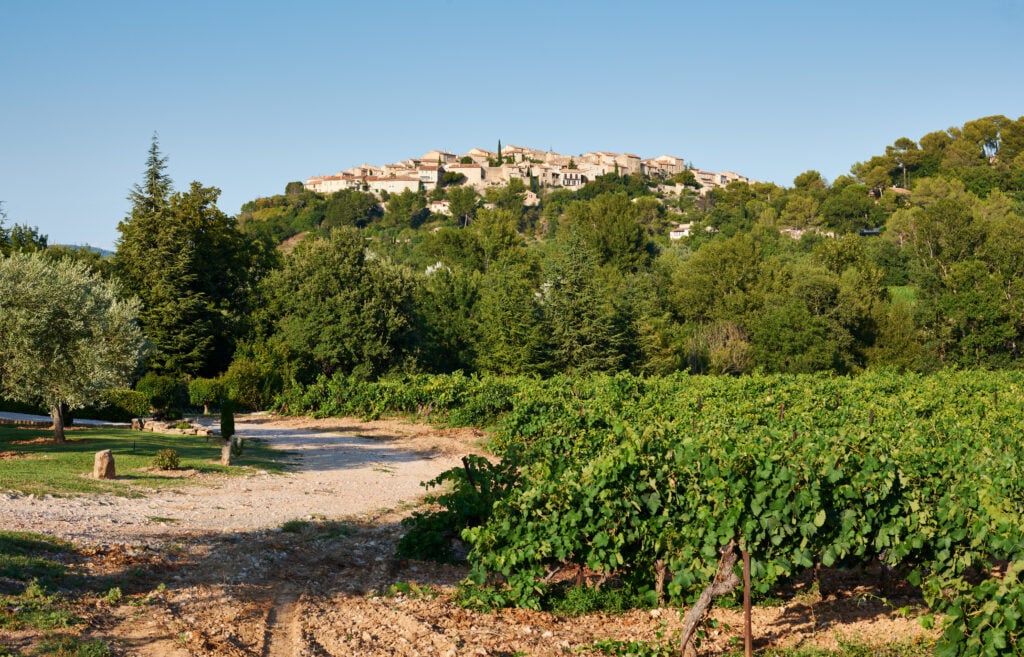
188;377;225;414
0;397;47;415
77;389;149;421
396;455;517;563
223;357;281;411
152;449;180;470
135;373;186;416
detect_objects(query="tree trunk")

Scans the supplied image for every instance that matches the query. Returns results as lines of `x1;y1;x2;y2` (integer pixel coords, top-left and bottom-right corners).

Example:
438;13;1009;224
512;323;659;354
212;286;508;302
680;540;740;655
220;440;232;466
51;404;66;443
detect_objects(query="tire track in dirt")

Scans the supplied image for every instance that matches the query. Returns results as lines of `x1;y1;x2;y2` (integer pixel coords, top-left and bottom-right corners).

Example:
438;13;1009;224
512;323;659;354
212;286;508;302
262;585;300;657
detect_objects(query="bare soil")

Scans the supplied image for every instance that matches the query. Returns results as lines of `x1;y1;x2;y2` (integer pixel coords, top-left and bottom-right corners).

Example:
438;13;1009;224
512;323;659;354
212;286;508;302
0;416;937;656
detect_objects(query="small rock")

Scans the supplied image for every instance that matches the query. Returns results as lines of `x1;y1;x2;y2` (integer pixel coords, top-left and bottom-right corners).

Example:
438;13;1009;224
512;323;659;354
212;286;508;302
93;450;116;479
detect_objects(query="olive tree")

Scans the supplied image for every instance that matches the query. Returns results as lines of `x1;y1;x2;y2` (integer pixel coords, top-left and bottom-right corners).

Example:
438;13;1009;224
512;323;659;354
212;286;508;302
0;252;147;442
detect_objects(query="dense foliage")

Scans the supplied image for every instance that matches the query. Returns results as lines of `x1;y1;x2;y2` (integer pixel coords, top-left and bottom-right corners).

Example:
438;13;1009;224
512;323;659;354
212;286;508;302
225;115;1024;387
281;369;1024;656
114;135;272;379
0;252;146;440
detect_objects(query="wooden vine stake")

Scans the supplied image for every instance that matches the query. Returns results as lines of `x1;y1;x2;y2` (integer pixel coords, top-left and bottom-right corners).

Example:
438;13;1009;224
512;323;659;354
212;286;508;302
742;546;753;657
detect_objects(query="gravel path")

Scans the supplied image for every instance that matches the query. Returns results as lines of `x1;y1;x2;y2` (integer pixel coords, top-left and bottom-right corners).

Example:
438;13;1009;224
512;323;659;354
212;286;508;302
1;417;475;544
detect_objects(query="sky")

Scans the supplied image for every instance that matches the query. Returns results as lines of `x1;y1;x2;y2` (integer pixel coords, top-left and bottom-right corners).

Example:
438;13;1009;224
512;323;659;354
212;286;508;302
2;0;1023;251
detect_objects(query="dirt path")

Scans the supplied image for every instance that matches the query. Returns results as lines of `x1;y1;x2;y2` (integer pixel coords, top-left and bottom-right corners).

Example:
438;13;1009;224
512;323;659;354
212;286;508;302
2;416;937;656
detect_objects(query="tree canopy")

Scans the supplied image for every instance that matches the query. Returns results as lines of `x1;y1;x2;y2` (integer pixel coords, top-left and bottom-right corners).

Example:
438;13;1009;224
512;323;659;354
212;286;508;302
0;252;146;440
114;136;265;378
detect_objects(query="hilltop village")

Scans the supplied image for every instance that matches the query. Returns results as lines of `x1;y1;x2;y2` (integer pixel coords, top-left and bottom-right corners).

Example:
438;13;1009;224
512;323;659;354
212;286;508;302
305;144;752;200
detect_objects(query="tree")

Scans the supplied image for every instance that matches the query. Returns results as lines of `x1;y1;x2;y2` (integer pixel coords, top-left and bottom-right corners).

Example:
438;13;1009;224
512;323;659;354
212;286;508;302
441;171;467;187
446;185;479;227
540;232;635;374
263;228;415;382
484;178;527;215
779;193;821;228
672;170;699;188
474;250;548;374
382;189;429;229
472;208;524;271
114;136;261;378
412;266;480;373
322;189;382;229
560;192;653;272
0;202;48;256
0;253;146;442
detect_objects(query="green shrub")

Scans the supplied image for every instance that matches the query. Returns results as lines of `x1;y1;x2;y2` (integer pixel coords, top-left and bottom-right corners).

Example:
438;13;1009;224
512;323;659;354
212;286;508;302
396;455;517;563
0;397;47;415
135;374;186;416
187;377;225;414
223;357;282;411
76;389;150;421
152;449;180;470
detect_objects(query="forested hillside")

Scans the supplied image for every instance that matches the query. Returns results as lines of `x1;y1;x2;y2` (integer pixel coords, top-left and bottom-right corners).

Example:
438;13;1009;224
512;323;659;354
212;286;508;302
5;116;1024;414
223;114;1024;402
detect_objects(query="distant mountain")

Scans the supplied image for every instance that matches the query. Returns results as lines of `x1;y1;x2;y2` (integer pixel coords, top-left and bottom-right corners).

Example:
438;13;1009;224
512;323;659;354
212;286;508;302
55;244;114;257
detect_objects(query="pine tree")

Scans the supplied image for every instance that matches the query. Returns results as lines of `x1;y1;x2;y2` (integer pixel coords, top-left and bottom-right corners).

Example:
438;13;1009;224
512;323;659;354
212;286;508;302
129;132;172;215
114;138;259;378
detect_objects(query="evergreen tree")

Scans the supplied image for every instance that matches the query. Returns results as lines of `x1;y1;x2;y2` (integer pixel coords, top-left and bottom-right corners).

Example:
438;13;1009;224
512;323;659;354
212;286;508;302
114;136;259;378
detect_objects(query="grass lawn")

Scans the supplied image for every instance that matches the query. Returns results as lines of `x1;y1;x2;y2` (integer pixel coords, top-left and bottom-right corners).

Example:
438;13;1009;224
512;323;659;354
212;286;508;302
0;424;292;497
0;531;104;657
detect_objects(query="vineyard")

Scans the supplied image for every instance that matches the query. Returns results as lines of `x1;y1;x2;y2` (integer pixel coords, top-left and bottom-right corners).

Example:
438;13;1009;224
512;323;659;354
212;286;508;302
280;370;1024;655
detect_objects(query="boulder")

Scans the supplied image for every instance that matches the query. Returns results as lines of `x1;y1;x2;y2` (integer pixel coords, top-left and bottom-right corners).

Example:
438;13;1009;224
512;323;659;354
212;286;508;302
93;449;116;479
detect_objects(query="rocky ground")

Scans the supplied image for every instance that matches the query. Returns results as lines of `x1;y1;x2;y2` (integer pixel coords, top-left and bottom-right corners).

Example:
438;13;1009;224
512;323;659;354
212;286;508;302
1;416;937;656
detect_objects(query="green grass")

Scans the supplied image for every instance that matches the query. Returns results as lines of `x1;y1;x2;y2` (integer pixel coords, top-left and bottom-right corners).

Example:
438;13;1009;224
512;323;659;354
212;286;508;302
29;635;113;657
0;533;74;588
278;518;356;539
717;638;934;657
0;533;82;641
0;424;292;497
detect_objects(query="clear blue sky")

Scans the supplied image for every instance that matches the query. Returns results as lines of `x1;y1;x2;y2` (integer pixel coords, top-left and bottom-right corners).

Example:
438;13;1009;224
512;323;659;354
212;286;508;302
2;0;1022;250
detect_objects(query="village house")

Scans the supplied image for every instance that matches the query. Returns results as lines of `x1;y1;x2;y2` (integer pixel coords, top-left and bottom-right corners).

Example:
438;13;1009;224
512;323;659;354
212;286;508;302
304;144;752;200
465;147;494;165
669;223;693;240
615;153;642;175
446;163;485;187
643;155;687;177
428;199;451;216
305;174;362;195
560;170;587;187
421;149;458;165
416;164;443;190
381;162;415;177
364;175;420;195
